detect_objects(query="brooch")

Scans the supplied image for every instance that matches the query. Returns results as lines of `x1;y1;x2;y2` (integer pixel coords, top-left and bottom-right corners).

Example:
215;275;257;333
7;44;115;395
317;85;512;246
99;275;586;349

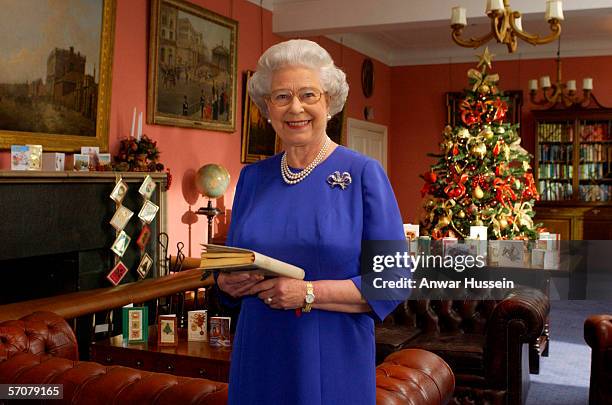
327;171;352;190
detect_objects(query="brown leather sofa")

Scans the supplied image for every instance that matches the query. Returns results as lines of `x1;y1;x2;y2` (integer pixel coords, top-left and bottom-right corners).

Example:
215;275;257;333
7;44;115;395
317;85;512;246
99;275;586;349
0;312;455;404
376;286;549;405
584;314;612;405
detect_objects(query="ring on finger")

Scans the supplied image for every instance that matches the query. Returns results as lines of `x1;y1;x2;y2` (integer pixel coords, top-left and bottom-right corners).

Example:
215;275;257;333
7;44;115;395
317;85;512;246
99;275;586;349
266;297;273;304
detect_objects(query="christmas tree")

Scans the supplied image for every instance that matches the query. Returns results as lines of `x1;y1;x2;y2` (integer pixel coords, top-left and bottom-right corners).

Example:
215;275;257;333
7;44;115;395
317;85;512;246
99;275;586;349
420;48;540;240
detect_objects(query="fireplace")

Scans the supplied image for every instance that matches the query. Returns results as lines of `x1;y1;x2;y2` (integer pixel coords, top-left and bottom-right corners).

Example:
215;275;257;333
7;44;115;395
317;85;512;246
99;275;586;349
0;172;167;305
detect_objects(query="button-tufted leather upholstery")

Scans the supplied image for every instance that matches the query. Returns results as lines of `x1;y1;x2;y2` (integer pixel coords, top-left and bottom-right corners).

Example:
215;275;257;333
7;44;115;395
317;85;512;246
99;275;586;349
584;314;612;405
0;312;455;404
377;286;550;405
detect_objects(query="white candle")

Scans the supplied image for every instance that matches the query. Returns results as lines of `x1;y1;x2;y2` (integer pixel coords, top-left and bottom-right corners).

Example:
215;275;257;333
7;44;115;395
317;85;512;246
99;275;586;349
540;76;551;88
566;80;576;91
545;0;564;21
451;7;467;26
486;0;504;13
528;79;538;91
137;112;143;141
583;77;593;90
130;107;136;138
514;16;523;31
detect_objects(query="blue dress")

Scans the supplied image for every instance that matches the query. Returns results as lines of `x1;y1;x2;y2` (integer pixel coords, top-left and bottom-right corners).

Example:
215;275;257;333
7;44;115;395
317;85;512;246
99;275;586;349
224;146;405;405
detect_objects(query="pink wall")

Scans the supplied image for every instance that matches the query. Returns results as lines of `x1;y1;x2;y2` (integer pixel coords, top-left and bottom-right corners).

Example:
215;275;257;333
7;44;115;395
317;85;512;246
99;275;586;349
4;0;609;252
0;0;392;257
389;55;612;224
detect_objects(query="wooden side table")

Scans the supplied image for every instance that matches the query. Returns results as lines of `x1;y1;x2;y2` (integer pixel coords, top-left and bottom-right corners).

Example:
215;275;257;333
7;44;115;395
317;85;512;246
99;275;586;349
90;326;232;382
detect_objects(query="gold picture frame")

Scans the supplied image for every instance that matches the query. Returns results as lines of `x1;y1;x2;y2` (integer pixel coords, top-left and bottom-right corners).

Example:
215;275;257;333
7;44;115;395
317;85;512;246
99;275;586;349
0;0;116;152
147;0;238;132
241;70;277;163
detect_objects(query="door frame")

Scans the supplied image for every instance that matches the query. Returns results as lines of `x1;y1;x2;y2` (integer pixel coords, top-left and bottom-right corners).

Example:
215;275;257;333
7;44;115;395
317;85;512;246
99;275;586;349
346;118;388;171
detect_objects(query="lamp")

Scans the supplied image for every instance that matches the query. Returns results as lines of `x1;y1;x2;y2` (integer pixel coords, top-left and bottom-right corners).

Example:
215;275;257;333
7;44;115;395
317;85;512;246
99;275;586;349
194;164;230;244
528;37;597;108
451;0;563;53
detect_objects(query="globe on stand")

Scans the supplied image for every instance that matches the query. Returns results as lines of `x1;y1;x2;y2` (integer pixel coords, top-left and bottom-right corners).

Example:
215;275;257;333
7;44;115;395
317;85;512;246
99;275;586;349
195;164;230;244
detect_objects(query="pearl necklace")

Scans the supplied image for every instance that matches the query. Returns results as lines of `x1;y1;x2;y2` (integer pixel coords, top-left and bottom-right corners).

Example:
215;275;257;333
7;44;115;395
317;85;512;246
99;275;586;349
281;137;331;185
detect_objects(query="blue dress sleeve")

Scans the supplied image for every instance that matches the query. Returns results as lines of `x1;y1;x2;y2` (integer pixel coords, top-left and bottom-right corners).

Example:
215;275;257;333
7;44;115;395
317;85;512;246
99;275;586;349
213;164;252;308
349;159;408;322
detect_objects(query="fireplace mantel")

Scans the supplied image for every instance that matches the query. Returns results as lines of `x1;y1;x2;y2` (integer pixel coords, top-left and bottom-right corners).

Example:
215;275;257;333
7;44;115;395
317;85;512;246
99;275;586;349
0;171;167;304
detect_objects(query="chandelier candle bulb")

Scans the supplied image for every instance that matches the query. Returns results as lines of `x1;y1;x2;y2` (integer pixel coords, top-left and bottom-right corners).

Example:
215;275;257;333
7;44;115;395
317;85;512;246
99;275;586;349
566;80;576;92
451;7;467;26
487;0;504;13
583;78;593;91
528;79;538;91
540;76;552;88
545;0;564;21
514;16;523;31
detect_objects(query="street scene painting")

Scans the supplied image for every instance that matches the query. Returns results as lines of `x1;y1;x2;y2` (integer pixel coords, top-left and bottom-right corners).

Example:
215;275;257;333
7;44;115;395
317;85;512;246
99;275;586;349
148;0;237;132
0;0;115;151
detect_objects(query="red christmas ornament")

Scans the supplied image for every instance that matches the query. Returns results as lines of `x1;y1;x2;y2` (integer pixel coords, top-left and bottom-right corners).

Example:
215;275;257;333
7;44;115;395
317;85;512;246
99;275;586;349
444;173;469;199
424;170;437;183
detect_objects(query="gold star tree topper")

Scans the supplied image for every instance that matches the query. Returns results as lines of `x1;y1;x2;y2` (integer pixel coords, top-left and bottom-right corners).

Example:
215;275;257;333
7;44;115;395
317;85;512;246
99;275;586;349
477;47;495;72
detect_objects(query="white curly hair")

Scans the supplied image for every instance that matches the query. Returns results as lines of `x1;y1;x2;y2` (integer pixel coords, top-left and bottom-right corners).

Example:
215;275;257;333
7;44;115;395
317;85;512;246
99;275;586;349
248;39;349;118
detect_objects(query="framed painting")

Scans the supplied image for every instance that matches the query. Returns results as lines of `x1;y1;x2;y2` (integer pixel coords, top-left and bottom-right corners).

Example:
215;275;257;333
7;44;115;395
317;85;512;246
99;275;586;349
148;0;238;132
241;70;276;163
0;0;115;151
446;90;523;136
327;105;347;146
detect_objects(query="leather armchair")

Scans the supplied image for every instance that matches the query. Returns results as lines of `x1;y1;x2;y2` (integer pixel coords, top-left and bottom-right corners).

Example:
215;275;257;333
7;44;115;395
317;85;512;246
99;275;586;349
1;312;455;404
584;314;612;405
376;286;549;405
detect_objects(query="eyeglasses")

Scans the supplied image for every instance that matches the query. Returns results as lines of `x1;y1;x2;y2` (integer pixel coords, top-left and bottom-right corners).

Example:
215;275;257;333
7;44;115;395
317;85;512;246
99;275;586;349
266;87;324;107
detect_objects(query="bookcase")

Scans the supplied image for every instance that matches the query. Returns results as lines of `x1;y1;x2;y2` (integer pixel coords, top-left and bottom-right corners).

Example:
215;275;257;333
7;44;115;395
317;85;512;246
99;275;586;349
533;106;612;240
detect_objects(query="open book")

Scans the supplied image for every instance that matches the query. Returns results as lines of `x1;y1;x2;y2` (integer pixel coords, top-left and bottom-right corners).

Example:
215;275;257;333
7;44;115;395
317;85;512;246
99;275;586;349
200;244;305;280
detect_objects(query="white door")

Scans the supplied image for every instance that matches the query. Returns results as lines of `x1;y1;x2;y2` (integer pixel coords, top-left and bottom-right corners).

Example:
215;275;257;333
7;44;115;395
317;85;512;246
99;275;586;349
346;118;388;172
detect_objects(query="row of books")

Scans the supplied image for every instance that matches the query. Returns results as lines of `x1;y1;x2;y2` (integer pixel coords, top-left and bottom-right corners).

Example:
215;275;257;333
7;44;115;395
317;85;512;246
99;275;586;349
539;181;573;201
579;122;610;142
537;123;574;142
538;163;573;179
539;144;572;162
579;143;608;162
579;185;612;202
579;163;608;179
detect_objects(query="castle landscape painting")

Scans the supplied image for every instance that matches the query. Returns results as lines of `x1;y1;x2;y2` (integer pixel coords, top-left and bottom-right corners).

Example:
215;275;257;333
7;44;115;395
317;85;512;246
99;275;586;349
0;0;103;138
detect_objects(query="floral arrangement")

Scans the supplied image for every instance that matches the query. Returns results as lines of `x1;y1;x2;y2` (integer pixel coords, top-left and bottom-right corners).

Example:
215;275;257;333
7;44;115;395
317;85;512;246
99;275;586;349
114;135;164;172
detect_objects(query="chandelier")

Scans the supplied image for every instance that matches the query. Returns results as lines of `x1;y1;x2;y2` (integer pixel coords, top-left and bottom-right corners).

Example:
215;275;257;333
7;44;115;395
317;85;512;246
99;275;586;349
450;0;564;53
528;38;595;108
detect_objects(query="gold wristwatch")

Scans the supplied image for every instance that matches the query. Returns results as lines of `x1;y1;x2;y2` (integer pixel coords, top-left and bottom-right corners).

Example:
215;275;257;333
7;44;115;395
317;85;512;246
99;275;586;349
303;282;315;312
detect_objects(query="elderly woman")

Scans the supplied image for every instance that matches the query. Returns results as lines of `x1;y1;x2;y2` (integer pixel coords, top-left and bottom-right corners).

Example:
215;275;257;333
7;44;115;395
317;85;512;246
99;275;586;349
217;39;405;404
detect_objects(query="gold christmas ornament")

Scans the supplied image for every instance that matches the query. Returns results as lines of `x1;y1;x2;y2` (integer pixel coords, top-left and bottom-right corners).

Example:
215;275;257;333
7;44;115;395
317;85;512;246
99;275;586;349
499;218;509;229
473;185;484;199
484;128;494;140
470;142;487;159
503;144;511;160
457;210;466;218
441;140;454;152
457;128;470;139
474;219;484;226
438;216;451;228
478;84;490;94
443;125;453;139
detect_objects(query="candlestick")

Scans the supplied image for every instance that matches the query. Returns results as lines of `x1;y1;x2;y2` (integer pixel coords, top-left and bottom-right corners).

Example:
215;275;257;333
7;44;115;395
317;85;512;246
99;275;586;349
137;112;143;141
130;108;136;138
451;7;467;26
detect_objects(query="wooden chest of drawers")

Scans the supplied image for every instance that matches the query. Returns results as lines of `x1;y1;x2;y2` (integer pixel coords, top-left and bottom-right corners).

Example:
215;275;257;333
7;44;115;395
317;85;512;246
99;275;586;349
90;326;231;382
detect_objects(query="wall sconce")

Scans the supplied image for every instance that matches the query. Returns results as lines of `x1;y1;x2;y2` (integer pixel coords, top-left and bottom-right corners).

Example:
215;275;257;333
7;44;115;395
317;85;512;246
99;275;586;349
451;0;563;53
